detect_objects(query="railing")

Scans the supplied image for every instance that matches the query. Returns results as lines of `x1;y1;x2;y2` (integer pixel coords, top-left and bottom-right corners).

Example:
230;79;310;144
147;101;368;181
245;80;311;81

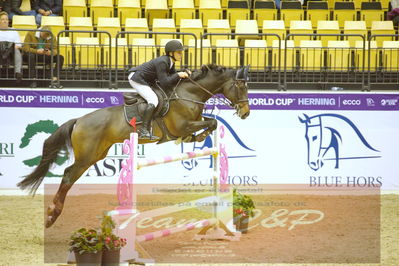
1;29;399;90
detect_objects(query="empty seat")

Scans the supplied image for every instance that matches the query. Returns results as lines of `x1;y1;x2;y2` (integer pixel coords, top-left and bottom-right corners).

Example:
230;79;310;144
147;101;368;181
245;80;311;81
58;37;73;68
11;15;36;39
289;20;313;46
152;19;177;45
188;39;212;68
69;17;94;42
280;1;304;28
172;0;195;27
125;18;150;43
327;41;351;71
226;0;250;28
180;19;203;45
145;0;169;26
117;0;141;26
199;0;222;27
344;21;367;47
40;16;65;39
104;38;128;68
317;20;340;47
207;19;231;45
262;20;286;43
215;39;239;67
382;41;399;71
97;17;121;44
253;0;277;27
333;2;356;28
360;2;383;28
63;0;86;24
353;40;378;71
244;39;268;70
306;1;329;28
235;20;259;45
131;38;157;66
75;37;101;69
371;21;395;47
90;0;114;26
272;40;295;70
299;40;323;70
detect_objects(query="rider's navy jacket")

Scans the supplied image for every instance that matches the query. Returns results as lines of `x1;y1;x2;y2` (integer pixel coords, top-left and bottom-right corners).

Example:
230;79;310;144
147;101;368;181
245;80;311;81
130;55;180;91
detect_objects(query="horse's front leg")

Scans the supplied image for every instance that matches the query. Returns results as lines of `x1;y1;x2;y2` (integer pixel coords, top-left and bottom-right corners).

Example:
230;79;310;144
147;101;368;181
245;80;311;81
183;117;217;143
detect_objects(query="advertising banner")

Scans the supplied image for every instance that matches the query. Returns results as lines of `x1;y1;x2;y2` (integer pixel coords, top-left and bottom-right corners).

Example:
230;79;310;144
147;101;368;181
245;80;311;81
0;89;398;192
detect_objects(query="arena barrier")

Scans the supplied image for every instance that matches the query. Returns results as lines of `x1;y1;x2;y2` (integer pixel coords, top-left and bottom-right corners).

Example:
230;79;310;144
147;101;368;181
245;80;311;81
108;125;240;263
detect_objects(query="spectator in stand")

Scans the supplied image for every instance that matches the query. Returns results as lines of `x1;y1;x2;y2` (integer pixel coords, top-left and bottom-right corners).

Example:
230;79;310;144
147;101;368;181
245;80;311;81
9;0;37;20
35;0;61;25
0;11;23;83
389;0;399;26
22;25;64;88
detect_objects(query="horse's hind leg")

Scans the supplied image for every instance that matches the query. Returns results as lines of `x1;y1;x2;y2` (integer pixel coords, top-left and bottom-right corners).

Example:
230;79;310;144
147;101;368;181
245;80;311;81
46;161;91;228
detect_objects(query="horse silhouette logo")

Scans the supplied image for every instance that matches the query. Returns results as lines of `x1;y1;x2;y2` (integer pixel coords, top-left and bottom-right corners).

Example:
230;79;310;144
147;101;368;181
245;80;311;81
181;115;255;170
299;113;381;171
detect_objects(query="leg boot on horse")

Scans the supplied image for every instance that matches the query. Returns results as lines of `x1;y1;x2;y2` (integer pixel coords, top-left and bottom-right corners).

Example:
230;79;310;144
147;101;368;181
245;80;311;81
137;103;159;140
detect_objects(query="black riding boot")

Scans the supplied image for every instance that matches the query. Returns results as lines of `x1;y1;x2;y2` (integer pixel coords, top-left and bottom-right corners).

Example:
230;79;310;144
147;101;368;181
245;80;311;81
138;104;159;140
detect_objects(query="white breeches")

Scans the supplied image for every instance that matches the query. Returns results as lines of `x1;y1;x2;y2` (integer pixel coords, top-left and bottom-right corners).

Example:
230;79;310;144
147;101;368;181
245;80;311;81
128;72;159;107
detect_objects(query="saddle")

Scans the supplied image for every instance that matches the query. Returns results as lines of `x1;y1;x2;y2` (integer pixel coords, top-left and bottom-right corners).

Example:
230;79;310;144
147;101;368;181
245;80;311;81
123;83;170;125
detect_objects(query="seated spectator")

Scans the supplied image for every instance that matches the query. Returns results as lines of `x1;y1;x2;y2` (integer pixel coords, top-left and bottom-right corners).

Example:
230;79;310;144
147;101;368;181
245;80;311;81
35;0;61;25
22;25;64;88
9;0;37;20
0;11;23;82
389;0;399;26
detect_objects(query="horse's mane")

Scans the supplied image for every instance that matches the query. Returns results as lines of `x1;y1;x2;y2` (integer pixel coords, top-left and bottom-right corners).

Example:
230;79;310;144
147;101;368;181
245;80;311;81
189;64;230;81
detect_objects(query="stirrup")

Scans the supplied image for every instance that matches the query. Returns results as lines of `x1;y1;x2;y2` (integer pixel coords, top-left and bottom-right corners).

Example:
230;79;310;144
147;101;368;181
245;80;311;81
138;128;159;140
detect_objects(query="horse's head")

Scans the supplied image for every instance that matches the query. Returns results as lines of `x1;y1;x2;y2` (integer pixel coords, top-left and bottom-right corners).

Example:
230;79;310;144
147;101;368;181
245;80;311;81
299;114;323;170
220;66;250;119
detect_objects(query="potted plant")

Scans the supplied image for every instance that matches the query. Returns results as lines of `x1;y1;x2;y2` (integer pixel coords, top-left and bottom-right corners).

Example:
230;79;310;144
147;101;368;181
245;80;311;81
233;189;255;234
69;228;103;266
100;214;127;266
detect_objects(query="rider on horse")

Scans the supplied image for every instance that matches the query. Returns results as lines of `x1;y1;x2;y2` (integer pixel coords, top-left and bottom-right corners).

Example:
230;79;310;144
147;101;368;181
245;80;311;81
128;40;190;140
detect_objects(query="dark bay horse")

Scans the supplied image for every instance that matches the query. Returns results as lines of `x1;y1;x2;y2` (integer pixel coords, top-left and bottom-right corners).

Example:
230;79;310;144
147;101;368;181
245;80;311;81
18;64;250;228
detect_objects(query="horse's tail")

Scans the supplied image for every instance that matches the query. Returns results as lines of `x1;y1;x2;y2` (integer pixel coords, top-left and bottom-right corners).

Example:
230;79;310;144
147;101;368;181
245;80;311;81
17;118;77;195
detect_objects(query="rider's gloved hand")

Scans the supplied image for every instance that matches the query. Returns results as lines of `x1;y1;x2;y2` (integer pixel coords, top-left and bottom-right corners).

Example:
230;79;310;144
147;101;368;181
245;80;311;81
178;72;189;78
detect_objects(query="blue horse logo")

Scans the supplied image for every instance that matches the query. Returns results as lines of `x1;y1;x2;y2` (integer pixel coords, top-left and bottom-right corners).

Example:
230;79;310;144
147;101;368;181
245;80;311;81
299;113;380;171
181;115;255;170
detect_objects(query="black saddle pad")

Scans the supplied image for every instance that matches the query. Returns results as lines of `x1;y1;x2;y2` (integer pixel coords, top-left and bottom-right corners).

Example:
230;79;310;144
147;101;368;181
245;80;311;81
123;85;169;126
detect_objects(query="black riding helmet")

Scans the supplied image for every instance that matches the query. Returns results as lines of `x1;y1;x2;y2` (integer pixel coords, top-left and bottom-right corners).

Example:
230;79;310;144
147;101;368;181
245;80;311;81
165;40;183;60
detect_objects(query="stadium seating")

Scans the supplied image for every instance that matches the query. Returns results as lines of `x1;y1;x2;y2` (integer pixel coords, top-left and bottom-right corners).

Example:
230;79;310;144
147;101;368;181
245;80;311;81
371;21;396;47
333;2;356;28
244;39;268;70
172;0;196;26
131;38;157;66
207;19;231;45
125;18;150;43
253;0;277;27
280;1;304;28
382;41;399;71
215;39;240;67
199;0;223;27
226;0;251;28
353;40;378;71
104;38;128;68
180;19;204;45
90;0;114;26
152;19;177;45
12;15;36;39
63;0;87;24
344;21;367;47
75;37;101;68
145;0;169;26
317;20;340;47
327;41;351;71
97;17;121;44
262;20;286;43
188;39;212;68
40;16;65;39
58;37;72;68
360;2;384;28
272;40;295;69
235;20;259;45
69;17;94;42
306;1;329;28
299;40;323;70
289;20;313;46
117;0;141;26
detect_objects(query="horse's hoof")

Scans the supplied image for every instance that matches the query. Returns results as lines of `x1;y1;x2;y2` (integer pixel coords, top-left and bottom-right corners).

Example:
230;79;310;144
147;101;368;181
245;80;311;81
45;217;54;228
